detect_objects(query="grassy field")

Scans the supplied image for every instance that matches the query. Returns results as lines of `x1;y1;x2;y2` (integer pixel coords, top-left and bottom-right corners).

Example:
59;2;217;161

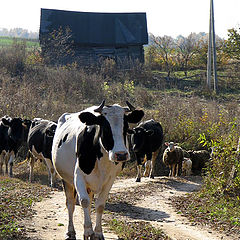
0;37;39;49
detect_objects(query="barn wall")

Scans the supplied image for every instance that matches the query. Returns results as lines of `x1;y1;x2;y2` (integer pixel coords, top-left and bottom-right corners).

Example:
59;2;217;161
42;44;145;67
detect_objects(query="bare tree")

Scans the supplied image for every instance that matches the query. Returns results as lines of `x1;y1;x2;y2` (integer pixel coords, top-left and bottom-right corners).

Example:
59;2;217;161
151;34;175;78
176;33;199;77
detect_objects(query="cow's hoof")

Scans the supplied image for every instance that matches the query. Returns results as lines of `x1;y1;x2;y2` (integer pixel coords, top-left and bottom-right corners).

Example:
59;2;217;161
65;231;76;240
83;233;96;240
150;175;154;179
94;232;105;240
136;178;141;182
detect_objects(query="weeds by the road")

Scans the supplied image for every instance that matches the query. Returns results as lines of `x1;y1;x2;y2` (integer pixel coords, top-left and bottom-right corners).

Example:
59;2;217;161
172;190;240;237
0;176;50;240
108;219;170;240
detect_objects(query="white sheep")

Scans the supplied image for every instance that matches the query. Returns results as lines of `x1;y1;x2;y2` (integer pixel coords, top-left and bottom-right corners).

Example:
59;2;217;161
182;157;192;176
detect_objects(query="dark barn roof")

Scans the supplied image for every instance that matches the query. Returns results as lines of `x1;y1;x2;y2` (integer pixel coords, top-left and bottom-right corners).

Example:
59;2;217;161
40;8;148;47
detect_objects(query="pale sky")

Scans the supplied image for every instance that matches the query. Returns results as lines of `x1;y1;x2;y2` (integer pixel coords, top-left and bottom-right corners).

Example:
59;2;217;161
0;0;239;39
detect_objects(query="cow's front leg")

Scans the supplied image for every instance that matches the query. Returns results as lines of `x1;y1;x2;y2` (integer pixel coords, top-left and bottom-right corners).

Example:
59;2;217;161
74;160;94;239
62;180;76;240
94;178;116;240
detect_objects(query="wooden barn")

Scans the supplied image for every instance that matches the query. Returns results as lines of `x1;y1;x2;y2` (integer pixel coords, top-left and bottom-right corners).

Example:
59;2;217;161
39;8;148;66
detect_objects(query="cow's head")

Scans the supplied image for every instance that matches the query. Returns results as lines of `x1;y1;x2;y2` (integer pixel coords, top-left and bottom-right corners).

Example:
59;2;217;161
79;100;144;163
45;123;57;138
128;127;154;152
2;116;31;143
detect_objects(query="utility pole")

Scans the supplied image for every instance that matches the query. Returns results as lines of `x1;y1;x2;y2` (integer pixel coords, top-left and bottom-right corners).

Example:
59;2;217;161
207;0;218;93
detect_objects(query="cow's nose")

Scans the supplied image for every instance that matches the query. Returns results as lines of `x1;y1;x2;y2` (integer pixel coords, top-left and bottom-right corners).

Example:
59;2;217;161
115;152;129;161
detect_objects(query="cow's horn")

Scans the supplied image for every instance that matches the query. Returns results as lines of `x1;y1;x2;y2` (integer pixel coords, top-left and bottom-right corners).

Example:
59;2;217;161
126;101;136;112
94;100;105;113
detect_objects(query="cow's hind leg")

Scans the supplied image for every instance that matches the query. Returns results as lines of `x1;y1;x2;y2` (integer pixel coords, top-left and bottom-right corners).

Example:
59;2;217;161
143;160;151;177
0;151;5;175
27;151;35;182
62;180;76;240
136;156;144;182
144;152;155;178
8;152;15;177
45;158;56;188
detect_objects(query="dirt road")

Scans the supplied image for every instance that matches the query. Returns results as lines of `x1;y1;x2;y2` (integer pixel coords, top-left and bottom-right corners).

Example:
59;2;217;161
25;176;236;240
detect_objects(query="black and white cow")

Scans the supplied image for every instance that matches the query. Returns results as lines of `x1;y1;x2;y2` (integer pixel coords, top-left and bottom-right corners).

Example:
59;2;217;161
128;119;164;182
0;116;31;177
27;119;57;186
52;101;144;240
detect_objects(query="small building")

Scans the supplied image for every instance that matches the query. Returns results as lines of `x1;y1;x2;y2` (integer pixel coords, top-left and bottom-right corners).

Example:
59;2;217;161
39;8;148;66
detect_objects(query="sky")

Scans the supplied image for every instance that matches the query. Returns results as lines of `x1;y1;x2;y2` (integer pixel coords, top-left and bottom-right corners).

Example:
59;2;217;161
0;0;240;39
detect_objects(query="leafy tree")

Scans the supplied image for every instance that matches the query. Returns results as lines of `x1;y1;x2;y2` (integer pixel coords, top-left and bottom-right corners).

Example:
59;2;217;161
40;26;74;65
224;27;240;60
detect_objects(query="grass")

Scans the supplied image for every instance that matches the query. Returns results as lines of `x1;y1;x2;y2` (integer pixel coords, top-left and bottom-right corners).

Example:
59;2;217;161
108;219;170;240
0;37;39;49
0;175;51;240
172;189;240;236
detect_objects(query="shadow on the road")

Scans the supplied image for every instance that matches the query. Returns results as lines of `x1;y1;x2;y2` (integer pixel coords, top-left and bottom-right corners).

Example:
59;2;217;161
152;176;202;193
105;201;170;222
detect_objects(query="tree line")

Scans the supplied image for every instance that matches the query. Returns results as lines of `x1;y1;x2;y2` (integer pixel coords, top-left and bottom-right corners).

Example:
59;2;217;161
144;27;240;77
0;28;38;39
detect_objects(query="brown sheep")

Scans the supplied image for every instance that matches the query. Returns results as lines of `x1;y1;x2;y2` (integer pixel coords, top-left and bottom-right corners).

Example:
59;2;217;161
163;142;184;177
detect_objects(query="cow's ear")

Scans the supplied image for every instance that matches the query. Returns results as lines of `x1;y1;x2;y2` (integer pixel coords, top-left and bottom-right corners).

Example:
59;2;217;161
1;117;12;127
48;125;56;136
165;142;169;146
146;130;154;136
125;110;144;123
79;112;101;126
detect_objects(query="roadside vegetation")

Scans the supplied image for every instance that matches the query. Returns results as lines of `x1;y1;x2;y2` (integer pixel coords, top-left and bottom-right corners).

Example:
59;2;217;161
0;175;50;240
0;26;240;239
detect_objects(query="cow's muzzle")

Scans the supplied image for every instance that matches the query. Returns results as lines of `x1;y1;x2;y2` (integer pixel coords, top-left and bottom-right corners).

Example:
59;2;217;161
114;152;129;162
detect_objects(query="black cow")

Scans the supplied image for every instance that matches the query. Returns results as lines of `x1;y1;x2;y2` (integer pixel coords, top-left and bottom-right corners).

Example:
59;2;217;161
0;116;31;177
27;119;57;187
128;119;164;182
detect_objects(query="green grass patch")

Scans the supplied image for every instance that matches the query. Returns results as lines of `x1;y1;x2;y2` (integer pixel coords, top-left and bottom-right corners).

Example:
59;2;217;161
0;37;39;49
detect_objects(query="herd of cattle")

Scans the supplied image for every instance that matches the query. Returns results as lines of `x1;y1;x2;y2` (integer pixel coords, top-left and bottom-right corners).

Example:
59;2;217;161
0;101;211;240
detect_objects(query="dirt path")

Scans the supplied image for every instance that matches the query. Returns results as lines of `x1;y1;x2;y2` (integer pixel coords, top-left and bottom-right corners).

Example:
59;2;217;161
25;176;236;240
